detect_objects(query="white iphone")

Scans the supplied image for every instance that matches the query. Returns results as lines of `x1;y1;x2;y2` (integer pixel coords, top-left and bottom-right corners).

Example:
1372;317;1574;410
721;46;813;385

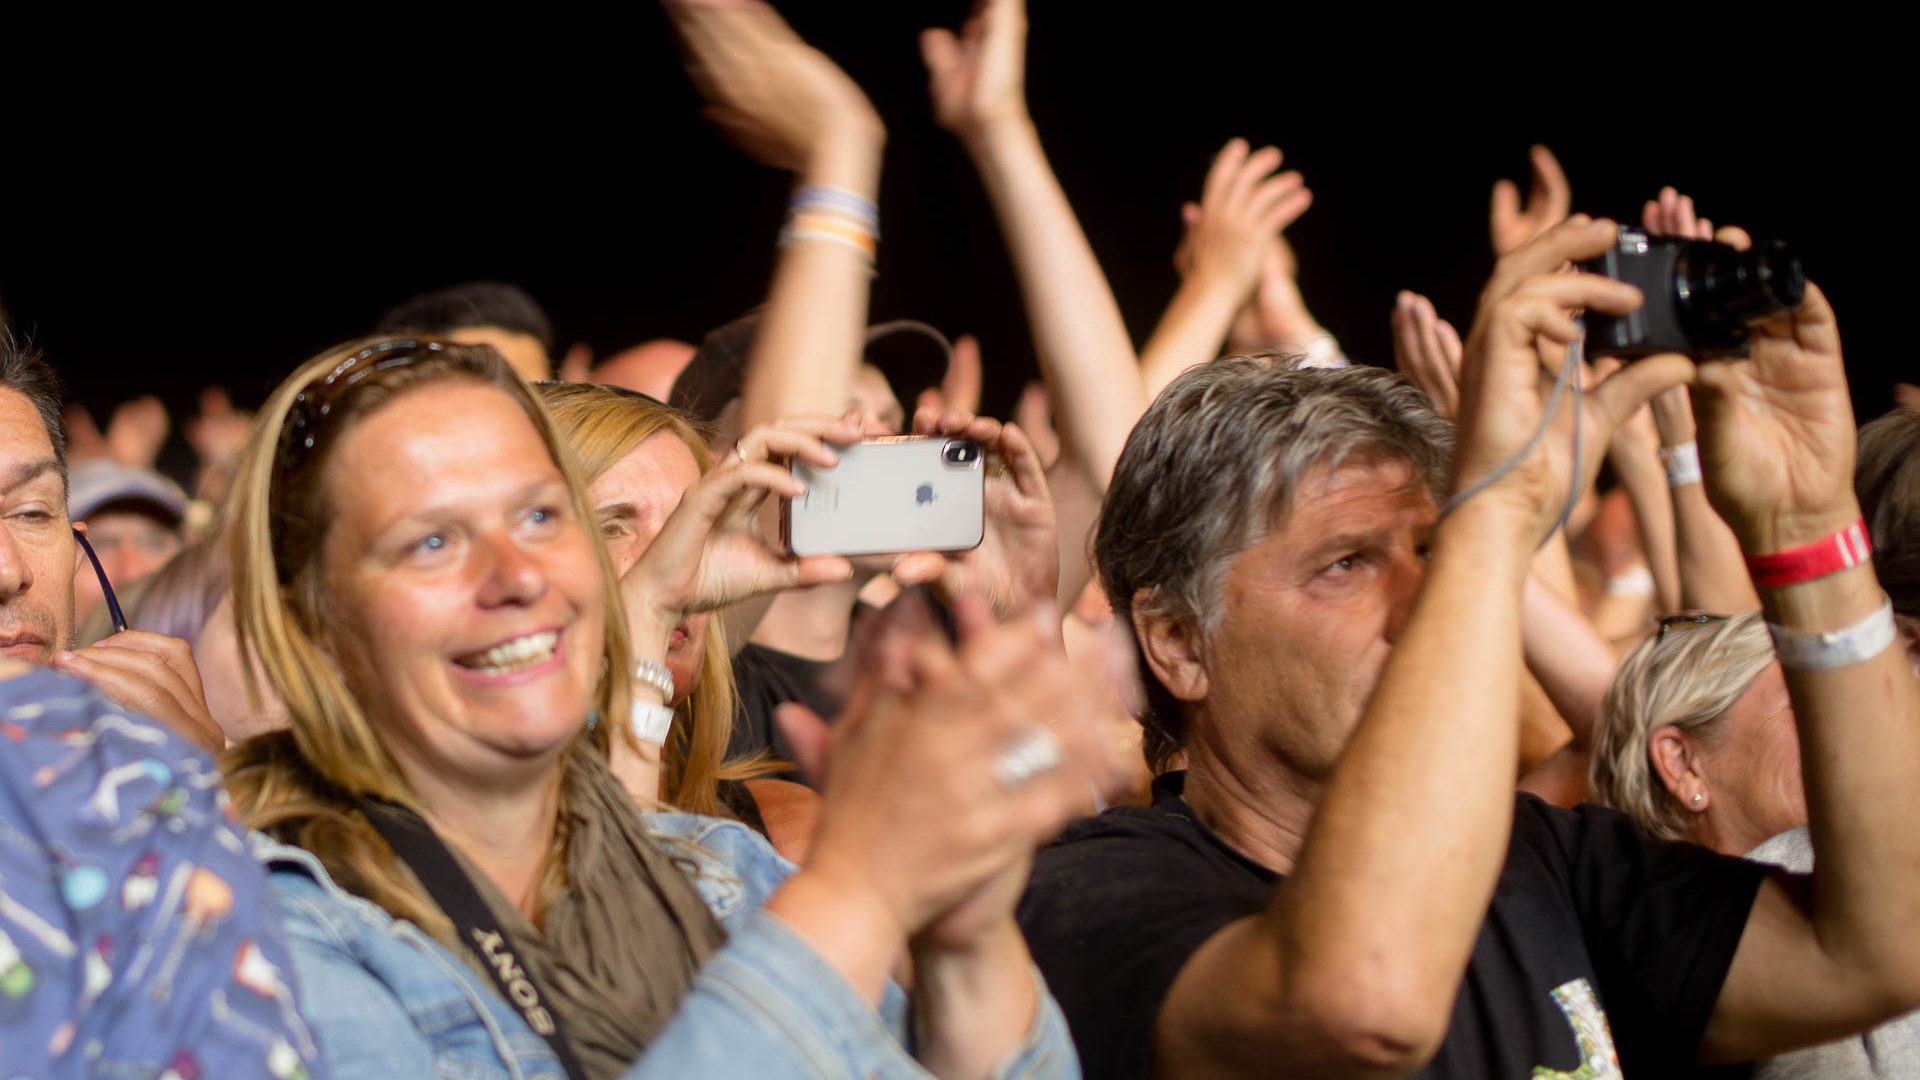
782;436;986;558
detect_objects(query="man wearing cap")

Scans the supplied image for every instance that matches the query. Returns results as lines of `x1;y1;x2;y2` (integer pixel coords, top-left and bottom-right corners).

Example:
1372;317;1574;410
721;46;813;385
67;460;188;624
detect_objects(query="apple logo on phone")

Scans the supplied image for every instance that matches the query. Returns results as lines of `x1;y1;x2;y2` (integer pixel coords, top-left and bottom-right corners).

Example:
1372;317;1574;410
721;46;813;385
915;483;936;506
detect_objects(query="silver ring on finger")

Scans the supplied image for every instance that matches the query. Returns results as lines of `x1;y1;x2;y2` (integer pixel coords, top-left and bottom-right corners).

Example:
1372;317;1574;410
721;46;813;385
733;443;750;466
992;728;1064;791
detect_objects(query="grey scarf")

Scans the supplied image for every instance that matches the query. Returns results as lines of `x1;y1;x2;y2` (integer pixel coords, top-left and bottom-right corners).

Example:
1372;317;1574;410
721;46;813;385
461;755;726;1080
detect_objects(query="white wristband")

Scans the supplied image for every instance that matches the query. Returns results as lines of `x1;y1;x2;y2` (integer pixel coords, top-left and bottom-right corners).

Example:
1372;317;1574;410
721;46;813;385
1606;564;1656;598
629;702;675;746
1298;334;1349;370
1659;442;1703;487
1768;597;1897;671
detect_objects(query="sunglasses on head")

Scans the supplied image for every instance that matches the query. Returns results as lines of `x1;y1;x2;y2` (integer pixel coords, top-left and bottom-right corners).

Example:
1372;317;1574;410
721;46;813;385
1654;611;1730;642
277;339;449;471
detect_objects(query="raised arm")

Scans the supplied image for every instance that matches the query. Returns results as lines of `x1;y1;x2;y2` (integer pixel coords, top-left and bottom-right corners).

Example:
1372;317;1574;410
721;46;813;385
1139;139;1312;400
1155;218;1691;1078
1640;189;1763;613
667;0;884;433
1689;279;1920;1060
922;0;1143;605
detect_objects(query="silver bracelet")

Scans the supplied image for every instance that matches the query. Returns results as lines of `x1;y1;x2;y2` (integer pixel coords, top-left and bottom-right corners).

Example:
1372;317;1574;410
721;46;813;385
633;657;675;703
1768;596;1897;671
1659;442;1703;487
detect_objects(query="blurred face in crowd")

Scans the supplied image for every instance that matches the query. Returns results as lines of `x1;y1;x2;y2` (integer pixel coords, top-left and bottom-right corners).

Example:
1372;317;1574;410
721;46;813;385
196;592;290;740
0;388;77;663
1187;455;1435;783
1657;662;1808;856
587;429;710;705
73;505;181;619
449;325;551;382
319;381;605;790
850;364;906;436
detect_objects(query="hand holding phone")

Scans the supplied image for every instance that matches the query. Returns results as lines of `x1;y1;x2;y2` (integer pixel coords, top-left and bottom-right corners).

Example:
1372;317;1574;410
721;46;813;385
782;436;986;558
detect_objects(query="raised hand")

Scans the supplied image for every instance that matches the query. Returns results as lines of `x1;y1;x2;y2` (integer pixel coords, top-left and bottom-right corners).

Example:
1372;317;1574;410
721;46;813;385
185;387;253;481
1013;381;1061;470
1175;139;1312;308
1490;145;1571;256
914;333;985;419
1641;185;1716;241
892;406;1058;618
623;416;861;633
1692;279;1858;553
921;0;1029;139
104;396;170;470
1391;291;1465;419
665;0;884;172
1454;216;1695;539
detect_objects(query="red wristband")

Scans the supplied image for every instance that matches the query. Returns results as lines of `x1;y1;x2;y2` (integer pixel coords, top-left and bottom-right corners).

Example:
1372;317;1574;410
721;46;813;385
1744;519;1873;589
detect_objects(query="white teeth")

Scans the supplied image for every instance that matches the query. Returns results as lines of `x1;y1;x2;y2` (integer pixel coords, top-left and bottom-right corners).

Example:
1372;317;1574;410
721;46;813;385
460;631;558;675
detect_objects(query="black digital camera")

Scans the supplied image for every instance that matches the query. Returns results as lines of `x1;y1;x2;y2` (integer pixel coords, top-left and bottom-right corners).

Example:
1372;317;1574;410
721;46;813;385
1579;227;1805;359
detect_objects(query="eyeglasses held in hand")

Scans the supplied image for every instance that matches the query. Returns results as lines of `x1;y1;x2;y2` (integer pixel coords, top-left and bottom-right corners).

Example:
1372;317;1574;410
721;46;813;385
73;527;129;635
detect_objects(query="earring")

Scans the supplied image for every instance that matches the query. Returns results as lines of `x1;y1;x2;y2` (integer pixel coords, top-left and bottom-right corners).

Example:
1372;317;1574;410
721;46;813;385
1691;792;1704;806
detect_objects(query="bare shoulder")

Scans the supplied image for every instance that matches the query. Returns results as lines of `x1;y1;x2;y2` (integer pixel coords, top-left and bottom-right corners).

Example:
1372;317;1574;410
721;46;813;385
744;778;821;865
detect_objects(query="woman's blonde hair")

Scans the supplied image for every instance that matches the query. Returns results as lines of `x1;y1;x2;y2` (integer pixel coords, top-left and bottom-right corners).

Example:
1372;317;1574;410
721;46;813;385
535;381;776;819
221;339;632;939
1589;612;1774;841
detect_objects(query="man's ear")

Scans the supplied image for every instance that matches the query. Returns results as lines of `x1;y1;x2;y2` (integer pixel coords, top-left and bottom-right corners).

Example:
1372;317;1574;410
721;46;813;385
1131;592;1209;704
1649;725;1709;813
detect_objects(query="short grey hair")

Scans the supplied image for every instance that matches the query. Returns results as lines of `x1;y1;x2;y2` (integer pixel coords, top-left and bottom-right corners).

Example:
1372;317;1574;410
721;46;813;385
1589;612;1774;841
1094;356;1455;772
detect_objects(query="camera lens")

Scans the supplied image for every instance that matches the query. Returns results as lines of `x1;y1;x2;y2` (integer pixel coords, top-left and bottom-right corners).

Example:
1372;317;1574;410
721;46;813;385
1680;239;1804;336
942;440;980;466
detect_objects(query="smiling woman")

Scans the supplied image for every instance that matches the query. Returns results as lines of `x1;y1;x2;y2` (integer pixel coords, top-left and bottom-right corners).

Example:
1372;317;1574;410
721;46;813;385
212;336;1107;1080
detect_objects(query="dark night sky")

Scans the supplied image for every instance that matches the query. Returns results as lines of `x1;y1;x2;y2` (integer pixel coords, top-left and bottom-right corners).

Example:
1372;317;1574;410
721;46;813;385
5;7;1901;485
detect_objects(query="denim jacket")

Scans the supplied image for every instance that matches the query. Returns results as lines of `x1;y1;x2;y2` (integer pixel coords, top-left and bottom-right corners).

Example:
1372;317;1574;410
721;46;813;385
261;810;1077;1079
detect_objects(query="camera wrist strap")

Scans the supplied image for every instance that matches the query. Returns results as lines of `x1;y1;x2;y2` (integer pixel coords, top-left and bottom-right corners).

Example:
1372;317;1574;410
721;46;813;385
356;797;590;1080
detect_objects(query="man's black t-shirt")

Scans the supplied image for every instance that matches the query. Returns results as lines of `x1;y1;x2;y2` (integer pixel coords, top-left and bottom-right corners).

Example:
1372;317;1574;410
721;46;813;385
1017;772;1771;1080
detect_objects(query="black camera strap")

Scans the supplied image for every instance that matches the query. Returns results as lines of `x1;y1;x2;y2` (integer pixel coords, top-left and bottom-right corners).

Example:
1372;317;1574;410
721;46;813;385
356;797;590;1080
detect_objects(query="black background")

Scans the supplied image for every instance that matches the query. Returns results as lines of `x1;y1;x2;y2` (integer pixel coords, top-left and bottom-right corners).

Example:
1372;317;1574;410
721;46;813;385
5;6;1901;483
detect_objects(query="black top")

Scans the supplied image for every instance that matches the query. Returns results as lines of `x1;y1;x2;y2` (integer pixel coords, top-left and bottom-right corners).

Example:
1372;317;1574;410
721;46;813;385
728;643;846;773
1017;772;1771;1080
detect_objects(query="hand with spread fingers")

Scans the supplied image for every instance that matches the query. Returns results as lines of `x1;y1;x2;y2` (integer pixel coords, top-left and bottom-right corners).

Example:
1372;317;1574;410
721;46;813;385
52;630;224;753
1691;276;1857;553
892;406;1058;618
624;415;863;640
1489;144;1571;256
1454;216;1696;540
1391;291;1466;419
664;0;884;173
